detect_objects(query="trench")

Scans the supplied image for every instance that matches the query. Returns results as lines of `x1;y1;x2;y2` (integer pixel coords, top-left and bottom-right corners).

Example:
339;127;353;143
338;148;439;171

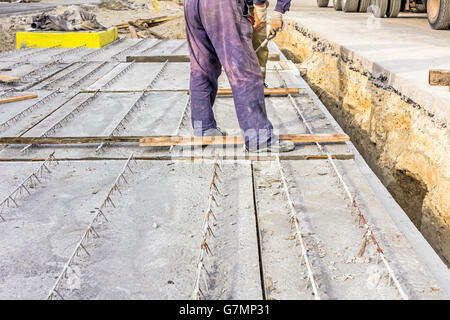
274;21;450;266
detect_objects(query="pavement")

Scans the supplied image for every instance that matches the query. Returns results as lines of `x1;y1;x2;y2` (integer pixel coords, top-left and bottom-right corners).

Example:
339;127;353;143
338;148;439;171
275;0;450;123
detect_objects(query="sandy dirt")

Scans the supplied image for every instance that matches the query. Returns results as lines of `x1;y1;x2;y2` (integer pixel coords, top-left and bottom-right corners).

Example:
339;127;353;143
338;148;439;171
0;0;185;53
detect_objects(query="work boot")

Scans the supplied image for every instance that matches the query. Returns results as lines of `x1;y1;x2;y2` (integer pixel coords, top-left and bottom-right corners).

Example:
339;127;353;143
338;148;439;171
203;127;227;136
247;136;295;153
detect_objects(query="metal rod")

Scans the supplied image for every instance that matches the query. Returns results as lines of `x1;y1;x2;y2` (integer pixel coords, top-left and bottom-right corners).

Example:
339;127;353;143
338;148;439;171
101;61;136;89
41;62;92;90
20;91;101;152
46;153;135;300
95;60;169;152
0;152;58;221
169;95;190;153
0;91;59;132
80;38;126;62
192;154;223;300
67;61;110;89
111;40;147;61
275;155;321;300
283;69;409;300
51;46;86;63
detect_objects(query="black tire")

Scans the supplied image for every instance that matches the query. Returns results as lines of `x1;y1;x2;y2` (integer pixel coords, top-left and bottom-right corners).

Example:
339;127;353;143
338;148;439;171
317;0;330;7
359;0;371;11
386;0;401;17
427;0;450;29
334;0;343;10
343;0;360;11
371;0;389;17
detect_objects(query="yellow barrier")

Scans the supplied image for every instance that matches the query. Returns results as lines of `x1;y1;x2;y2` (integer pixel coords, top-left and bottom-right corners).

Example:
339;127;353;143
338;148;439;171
16;28;118;49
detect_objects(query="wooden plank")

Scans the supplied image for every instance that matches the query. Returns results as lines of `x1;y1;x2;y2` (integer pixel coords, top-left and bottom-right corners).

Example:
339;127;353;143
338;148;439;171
0;74;20;83
0;93;38;105
139;134;349;147
0;134;349;146
429;69;450;86
216;88;300;96
128;53;280;63
129;25;138;39
127;55;190;63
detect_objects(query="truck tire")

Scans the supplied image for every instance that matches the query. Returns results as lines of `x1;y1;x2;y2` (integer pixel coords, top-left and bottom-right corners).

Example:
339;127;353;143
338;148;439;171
371;0;388;17
359;0;371;11
334;0;343;10
386;0;401;17
343;0;360;11
317;0;330;7
427;0;450;29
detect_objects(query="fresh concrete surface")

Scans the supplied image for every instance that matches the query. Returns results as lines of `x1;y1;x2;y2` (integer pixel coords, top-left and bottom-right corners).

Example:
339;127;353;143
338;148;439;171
276;0;450;125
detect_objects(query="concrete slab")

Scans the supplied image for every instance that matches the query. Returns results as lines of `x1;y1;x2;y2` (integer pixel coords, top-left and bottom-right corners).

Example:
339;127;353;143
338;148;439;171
254;159;448;299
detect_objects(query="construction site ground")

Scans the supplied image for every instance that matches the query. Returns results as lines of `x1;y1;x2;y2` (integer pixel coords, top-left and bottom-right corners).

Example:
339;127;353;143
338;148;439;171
0;37;449;299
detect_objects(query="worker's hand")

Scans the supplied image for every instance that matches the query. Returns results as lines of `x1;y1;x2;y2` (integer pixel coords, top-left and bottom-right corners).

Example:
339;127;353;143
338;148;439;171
269;11;283;36
253;4;267;33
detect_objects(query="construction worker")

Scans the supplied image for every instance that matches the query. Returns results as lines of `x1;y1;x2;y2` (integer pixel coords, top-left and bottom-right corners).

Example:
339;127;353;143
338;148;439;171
247;0;291;83
184;0;294;153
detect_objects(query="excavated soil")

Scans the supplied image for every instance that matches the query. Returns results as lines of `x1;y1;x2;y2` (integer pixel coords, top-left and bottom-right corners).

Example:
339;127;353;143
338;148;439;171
275;21;450;266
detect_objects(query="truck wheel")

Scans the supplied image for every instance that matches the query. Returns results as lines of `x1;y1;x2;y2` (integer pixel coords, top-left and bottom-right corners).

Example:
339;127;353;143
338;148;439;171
371;0;389;17
334;0;343;10
359;0;371;11
343;0;360;11
386;0;401;17
427;0;450;29
317;0;330;7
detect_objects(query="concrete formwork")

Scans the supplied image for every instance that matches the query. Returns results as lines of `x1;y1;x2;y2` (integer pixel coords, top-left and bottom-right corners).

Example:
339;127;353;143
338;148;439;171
0;39;448;300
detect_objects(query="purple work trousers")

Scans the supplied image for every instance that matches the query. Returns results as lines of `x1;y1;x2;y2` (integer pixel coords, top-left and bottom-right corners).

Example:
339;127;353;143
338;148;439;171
184;0;274;150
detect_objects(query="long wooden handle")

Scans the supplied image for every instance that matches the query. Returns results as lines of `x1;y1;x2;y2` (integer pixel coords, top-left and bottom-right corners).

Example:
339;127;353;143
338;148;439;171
0;134;349;146
139;133;349;147
0;94;38;105
216;88;299;96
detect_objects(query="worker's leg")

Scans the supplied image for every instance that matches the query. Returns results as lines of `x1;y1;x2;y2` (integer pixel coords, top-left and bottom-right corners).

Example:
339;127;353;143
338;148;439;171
184;0;222;136
249;7;269;82
199;0;274;150
253;27;269;82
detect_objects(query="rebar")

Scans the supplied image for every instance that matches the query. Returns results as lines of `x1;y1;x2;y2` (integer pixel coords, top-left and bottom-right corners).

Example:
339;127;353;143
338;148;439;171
0;90;60;132
41;62;92;90
80;38;126;62
136;39;165;56
284;71;409;300
21;91;101;152
110;40;147;61
101;61;136;89
46;153;136;300
21;61;66;82
169;96;190;153
275;155;321;300
51;46;86;63
192;154;223;300
67;62;110;90
145;60;169;91
20;46;61;62
0;152;58;221
95;93;146;152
